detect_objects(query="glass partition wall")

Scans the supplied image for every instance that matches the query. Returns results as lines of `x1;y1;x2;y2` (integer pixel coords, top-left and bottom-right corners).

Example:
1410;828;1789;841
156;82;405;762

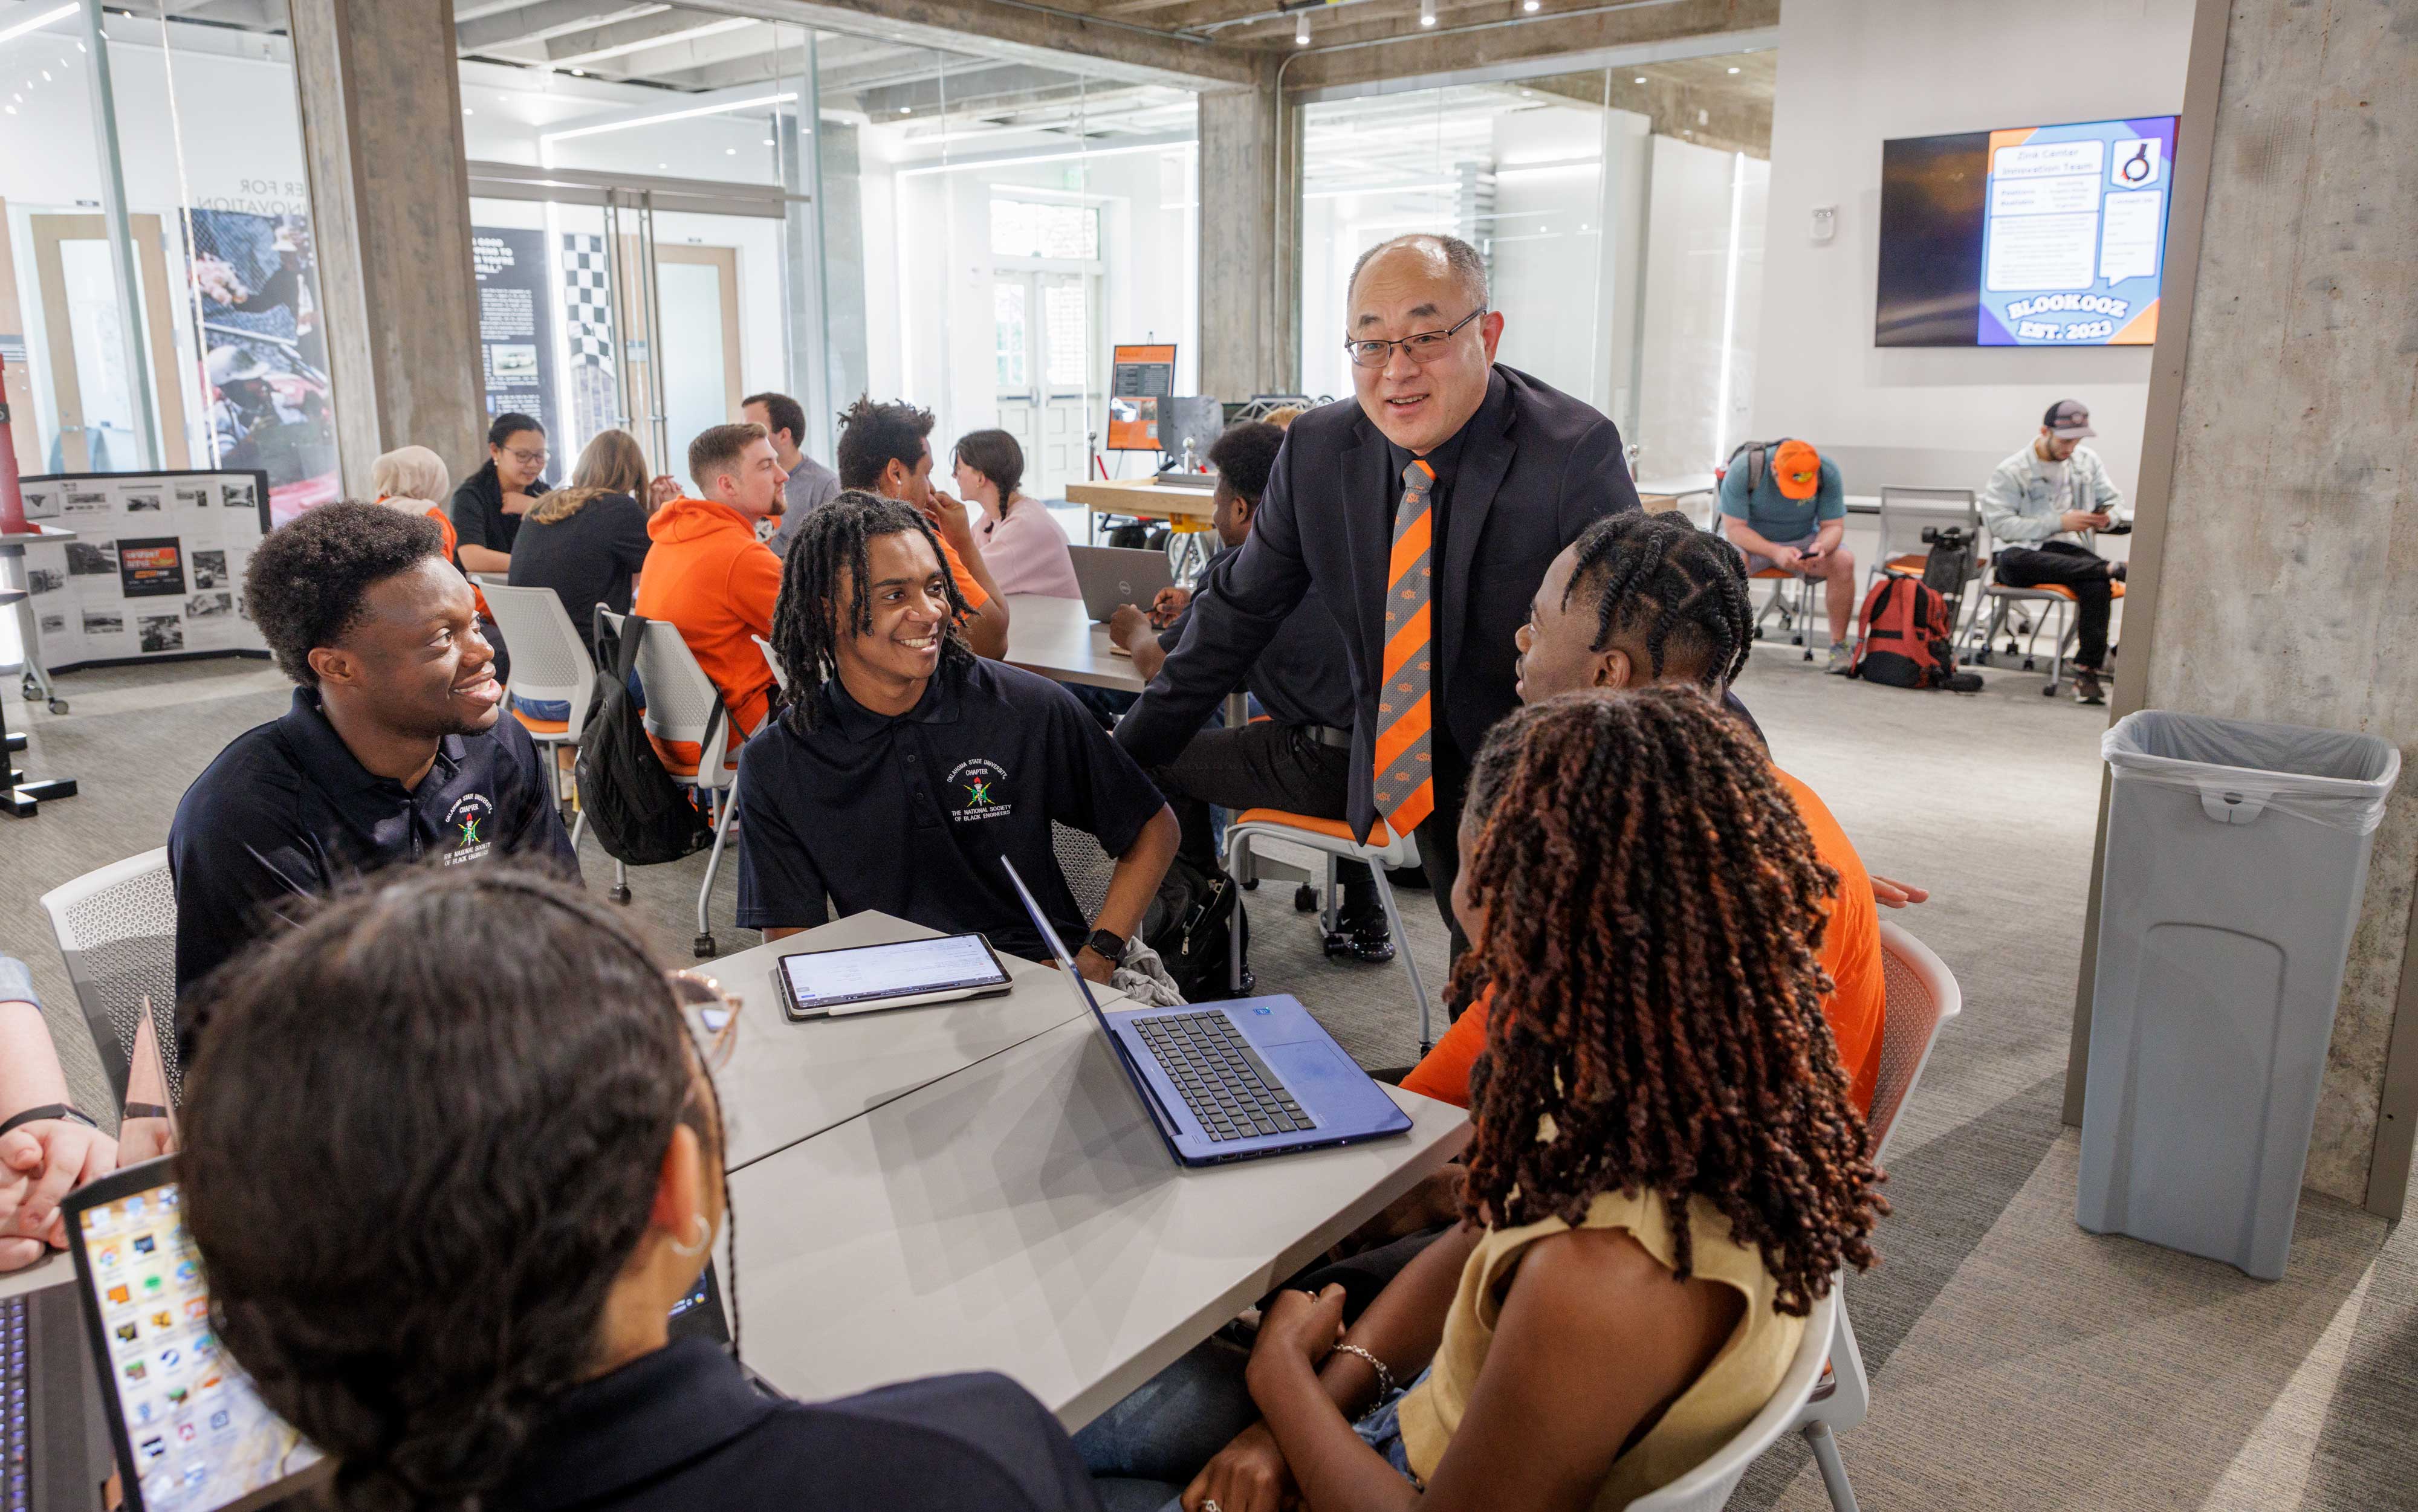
457;22;1198;499
1296;53;1770;484
1;0;337;522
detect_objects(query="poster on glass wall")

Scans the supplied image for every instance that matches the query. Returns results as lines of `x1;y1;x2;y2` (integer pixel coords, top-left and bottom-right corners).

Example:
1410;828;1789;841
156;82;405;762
186;210;342;523
16;468;272;673
473;228;560;469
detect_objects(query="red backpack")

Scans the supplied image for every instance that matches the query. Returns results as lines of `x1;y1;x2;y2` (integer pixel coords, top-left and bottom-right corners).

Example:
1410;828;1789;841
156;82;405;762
1849;575;1974;690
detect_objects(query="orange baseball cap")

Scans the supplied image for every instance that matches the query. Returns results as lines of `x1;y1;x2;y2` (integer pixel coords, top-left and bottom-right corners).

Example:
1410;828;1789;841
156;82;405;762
1772;439;1822;500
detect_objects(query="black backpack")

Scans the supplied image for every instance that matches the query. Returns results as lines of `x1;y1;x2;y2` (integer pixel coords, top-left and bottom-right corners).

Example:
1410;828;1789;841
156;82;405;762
574;613;718;866
1142;856;1251;1002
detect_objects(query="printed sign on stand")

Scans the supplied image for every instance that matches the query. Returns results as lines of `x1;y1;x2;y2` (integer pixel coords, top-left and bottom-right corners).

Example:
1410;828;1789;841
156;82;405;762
17;469;273;673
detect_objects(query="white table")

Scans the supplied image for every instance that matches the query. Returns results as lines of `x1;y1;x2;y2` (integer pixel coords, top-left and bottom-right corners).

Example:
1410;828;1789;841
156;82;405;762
730;1013;1468;1429
1002;592;1146;694
1003;591;1248;728
702;911;1124;1172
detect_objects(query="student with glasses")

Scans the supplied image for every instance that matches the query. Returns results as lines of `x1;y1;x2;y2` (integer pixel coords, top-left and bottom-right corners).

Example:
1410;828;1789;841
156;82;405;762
178;868;1107;1512
1113;233;1644;974
453;413;553;578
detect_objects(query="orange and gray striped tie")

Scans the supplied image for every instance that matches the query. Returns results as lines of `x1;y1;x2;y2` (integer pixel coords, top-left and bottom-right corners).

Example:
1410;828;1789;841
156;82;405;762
1374;460;1437;839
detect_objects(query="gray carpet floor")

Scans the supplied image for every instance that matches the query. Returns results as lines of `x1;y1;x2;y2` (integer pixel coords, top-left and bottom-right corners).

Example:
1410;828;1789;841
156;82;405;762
6;638;2412;1511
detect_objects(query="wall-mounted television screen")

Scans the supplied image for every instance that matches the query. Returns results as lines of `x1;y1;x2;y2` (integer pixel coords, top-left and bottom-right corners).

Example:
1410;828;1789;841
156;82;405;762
1876;115;2178;347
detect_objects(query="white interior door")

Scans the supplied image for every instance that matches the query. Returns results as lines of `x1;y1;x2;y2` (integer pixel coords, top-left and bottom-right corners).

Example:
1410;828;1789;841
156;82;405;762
1032;271;1095;497
991;276;1042;486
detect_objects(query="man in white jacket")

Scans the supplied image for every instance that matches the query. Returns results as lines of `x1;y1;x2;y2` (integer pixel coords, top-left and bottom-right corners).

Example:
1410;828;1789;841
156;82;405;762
1981;399;2131;704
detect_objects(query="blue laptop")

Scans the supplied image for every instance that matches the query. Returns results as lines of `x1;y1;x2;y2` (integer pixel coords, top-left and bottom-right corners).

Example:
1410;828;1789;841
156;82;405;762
1000;856;1413;1165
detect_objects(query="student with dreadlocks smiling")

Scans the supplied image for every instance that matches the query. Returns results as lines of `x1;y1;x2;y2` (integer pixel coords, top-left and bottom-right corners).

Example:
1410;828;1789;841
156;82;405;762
1080;689;1885;1511
734;493;1179;982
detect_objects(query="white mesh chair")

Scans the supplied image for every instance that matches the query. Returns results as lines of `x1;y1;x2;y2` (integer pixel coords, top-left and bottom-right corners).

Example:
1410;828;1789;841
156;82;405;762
753;634;791;694
1222;810;1433;1053
1052;822;1117;922
37;849;179;1108
1626;1288;1838;1511
1784;919;1964;1512
599;610;743;958
473;577;597;810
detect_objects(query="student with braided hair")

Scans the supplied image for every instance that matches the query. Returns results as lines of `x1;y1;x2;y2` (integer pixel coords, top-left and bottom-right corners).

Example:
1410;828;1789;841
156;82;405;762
178;867;1104;1512
1399;511;1895;1119
736;492;1178;979
1081;689;1885;1512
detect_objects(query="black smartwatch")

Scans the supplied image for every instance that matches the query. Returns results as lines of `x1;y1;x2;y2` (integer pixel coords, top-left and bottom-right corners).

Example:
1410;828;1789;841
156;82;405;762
1083;929;1130;966
0;1103;97;1141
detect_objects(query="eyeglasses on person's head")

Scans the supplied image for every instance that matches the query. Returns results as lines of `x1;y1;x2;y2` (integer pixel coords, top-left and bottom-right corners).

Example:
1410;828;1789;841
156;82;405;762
1344;306;1488;369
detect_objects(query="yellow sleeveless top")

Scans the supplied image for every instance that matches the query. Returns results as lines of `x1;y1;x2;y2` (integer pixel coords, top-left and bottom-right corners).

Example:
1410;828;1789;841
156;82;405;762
1394;1189;1806;1507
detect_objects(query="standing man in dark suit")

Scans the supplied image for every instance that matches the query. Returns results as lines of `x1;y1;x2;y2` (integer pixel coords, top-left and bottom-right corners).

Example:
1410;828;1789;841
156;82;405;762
1114;233;1640;964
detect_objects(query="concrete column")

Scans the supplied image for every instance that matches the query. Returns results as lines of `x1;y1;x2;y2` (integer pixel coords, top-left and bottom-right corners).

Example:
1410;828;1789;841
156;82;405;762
288;0;485;494
1197;74;1297;401
2081;0;2418;1215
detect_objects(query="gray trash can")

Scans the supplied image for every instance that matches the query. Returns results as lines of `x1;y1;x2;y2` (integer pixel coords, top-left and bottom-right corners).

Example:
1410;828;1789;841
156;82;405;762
2076;711;2399;1279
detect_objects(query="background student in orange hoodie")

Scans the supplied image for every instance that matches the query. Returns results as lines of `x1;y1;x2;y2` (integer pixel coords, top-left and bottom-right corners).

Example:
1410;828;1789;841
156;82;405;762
633;422;789;771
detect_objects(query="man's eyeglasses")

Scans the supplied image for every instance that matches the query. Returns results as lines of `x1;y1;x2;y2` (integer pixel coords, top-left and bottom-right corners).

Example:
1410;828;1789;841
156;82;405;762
667;970;742;1072
503;446;549;468
1343;307;1488;369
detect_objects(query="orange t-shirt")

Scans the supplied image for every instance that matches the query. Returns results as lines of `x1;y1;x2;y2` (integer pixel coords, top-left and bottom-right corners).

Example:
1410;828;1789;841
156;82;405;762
935;531;990;613
633;496;783;772
1399;767;1884;1116
421;505;491;620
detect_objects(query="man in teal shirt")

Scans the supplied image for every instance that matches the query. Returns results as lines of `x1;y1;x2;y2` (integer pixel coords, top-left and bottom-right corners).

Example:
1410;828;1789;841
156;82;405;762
1718;437;1857;672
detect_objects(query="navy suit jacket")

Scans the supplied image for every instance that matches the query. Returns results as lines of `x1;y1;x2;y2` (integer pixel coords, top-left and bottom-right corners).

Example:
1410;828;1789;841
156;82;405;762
1115;364;1641;839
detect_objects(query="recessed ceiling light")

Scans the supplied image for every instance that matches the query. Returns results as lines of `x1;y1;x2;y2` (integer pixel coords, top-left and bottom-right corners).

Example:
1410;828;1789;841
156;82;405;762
571;67;586;76
1633;76;1646;83
1521;0;1538;10
762;137;775;146
462;106;473;115
899;105;912;113
1726;65;1740;73
725;146;736;154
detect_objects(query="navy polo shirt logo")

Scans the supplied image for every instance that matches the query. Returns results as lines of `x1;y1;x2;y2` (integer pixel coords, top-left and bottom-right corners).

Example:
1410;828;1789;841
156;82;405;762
946;758;1012;824
442;792;497;865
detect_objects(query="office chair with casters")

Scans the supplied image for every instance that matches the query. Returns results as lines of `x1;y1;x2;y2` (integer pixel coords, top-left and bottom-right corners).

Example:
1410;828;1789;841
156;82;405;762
598;610;742;958
1783;919;1965;1512
472;577;597;811
1965;528;2124;697
37;849;178;1107
1748;568;1819;662
1221;810;1433;1053
1623;1288;1838;1512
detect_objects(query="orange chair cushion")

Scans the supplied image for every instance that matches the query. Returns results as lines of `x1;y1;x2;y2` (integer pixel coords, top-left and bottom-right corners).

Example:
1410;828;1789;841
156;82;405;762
513;710;571;736
1884;553;1928;573
1751;566;1798;580
2026;580;2127;603
1233;809;1395;847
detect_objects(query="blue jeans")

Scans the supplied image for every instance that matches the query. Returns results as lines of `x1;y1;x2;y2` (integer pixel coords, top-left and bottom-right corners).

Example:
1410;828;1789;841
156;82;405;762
1077;1338;1420;1511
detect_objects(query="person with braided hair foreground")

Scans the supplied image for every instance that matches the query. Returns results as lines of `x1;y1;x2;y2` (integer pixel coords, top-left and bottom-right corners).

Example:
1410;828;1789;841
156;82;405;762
1398;511;1891;1119
179;867;1106;1512
1079;689;1885;1512
736;493;1178;980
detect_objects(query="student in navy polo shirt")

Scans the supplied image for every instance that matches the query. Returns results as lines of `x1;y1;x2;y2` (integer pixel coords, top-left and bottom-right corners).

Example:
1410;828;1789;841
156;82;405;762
178;868;1104;1512
741;493;1178;981
169;502;575;1050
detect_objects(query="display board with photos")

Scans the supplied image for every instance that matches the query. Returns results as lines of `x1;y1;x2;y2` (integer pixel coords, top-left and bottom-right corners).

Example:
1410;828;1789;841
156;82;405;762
16;469;273;672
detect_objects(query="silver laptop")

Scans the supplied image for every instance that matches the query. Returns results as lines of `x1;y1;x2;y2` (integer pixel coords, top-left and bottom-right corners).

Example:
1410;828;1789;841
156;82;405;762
1068;544;1175;624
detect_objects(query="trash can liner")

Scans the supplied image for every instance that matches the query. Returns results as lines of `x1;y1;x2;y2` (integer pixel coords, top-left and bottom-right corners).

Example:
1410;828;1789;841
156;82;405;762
2102;710;2400;835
